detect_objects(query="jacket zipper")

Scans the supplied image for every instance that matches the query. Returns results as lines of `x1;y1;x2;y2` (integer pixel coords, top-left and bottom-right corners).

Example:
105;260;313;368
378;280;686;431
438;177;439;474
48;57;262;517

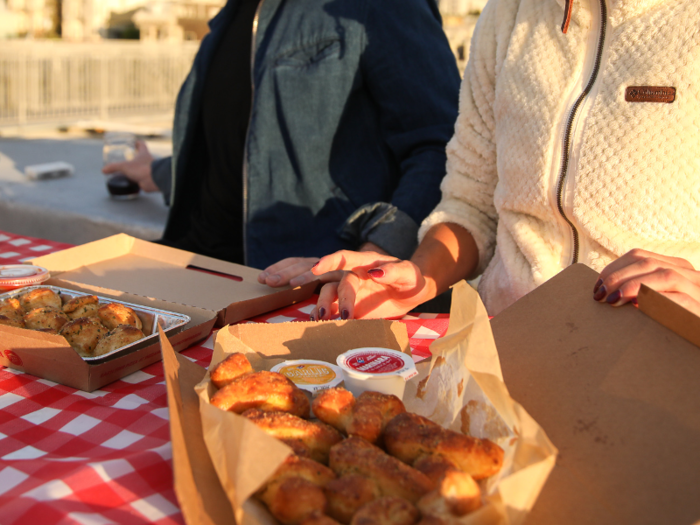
242;0;264;266
556;0;607;265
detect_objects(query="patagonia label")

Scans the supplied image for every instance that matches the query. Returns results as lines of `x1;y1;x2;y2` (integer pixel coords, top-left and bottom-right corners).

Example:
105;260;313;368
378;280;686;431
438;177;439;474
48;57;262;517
625;86;676;103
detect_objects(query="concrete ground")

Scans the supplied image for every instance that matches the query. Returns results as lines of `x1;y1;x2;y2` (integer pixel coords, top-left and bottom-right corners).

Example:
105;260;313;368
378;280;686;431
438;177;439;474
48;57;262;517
0;122;173;245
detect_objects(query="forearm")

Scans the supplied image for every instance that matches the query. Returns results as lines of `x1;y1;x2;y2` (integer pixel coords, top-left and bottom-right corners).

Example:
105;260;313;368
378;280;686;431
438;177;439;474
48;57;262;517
411;223;479;299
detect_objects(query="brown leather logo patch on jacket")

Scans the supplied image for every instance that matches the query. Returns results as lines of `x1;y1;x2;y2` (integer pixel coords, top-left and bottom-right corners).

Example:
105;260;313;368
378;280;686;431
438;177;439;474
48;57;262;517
625;86;676;103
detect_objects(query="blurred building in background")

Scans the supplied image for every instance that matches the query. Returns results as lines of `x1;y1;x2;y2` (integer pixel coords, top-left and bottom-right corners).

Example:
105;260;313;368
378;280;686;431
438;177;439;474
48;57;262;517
0;1;23;39
1;0;484;45
438;0;486;72
0;0;221;131
0;0;484;133
3;0;62;38
0;0;223;41
438;0;486;15
130;0;222;41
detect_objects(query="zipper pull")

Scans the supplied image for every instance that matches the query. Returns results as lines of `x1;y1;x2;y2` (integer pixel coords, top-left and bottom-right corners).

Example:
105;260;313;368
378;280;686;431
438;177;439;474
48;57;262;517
561;0;573;33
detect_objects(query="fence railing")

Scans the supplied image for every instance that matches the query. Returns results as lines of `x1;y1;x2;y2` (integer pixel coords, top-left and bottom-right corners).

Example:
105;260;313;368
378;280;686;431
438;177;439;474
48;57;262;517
0;40;199;128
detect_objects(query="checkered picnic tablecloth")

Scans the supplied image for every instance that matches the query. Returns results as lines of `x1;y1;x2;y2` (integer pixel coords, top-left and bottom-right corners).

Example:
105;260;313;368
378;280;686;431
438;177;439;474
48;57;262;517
0;231;449;525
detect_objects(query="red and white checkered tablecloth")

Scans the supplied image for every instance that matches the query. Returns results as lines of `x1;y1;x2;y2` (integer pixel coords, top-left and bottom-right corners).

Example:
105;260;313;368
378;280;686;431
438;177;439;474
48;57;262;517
0;231;449;525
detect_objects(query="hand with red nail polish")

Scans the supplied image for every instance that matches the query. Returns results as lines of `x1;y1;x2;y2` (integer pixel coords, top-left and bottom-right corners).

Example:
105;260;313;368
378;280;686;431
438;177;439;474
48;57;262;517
594;248;700;315
311;250;430;319
311;223;480;319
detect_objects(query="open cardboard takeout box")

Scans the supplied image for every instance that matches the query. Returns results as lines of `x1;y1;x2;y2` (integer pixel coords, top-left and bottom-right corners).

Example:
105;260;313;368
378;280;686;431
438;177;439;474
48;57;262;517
0;234;315;391
163;263;700;525
162;280;559;525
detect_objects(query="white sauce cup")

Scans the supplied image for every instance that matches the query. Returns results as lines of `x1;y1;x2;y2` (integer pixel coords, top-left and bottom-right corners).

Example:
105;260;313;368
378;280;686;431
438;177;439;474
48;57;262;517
336;347;417;399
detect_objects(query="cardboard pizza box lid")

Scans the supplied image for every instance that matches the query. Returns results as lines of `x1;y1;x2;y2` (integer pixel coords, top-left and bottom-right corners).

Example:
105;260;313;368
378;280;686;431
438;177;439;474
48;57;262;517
491;263;700;525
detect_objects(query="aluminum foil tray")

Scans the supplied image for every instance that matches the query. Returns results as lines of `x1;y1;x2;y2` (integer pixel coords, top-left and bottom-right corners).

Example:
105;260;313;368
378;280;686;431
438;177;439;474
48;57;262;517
0;285;191;362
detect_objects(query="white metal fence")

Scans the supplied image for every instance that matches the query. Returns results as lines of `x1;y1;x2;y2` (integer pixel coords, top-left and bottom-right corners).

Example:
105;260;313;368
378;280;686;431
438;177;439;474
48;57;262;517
0;41;199;128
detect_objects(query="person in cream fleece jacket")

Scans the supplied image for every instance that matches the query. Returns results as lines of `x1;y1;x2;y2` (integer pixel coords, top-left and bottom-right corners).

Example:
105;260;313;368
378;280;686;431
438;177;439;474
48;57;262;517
307;0;700;319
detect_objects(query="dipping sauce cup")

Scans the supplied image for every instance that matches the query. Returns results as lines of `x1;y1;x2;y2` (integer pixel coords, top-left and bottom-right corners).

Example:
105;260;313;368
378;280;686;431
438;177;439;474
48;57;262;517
336;347;417;399
0;265;50;292
271;359;344;395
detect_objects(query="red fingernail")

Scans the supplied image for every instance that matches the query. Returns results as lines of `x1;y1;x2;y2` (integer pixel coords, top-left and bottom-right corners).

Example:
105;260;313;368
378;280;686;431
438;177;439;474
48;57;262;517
341;309;350;320
593;285;607;302
367;268;384;278
593;279;603;294
319;307;326;319
311;261;319;269
606;290;622;304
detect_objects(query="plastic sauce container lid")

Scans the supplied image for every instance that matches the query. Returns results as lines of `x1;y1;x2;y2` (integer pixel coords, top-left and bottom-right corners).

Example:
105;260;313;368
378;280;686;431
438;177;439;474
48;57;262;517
337;348;418;381
271;360;344;393
0;265;50;292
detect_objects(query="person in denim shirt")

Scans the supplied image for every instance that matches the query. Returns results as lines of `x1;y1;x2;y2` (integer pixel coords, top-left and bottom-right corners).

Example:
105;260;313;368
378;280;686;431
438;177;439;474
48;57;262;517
103;0;460;287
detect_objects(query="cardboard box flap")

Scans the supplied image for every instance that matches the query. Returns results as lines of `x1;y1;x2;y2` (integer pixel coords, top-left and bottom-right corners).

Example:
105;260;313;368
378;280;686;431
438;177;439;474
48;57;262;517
30;234;315;324
0;324;80;366
491;263;700;525
29;233;138;272
29;234;257;281
160;327;236;525
638;284;700;349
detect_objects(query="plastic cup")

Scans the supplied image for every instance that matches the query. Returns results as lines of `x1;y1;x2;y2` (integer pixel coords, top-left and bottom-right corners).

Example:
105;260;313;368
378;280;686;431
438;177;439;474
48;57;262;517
271;359;344;394
336;347;418;399
103;131;140;200
0;265;50;292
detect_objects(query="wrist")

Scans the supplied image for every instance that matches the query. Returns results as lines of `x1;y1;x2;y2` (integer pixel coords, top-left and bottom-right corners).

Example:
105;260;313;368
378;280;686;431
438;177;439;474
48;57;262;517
412;258;440;303
411;223;479;298
415;274;439;306
138;177;159;193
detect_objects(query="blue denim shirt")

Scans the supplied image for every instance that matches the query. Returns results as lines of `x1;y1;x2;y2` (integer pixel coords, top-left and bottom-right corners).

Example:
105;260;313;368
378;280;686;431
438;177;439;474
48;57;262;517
155;0;460;269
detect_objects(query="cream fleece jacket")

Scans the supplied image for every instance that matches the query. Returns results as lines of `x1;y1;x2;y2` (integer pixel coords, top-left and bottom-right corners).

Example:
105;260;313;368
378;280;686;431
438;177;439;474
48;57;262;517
420;0;700;315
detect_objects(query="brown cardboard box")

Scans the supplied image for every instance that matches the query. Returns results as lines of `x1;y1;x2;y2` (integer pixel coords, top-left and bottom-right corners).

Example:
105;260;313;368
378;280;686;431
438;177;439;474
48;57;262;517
491;264;700;525
0;234;315;391
163;281;557;525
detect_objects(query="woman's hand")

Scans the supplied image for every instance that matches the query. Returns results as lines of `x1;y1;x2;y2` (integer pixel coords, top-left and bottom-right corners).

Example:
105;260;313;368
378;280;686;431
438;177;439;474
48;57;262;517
310;250;434;320
308;223;479;320
102;140;159;192
258;242;389;288
594;249;700;316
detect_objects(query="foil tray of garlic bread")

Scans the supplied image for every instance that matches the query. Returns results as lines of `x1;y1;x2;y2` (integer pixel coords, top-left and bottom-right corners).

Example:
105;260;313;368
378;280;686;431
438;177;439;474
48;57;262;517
0;285;191;362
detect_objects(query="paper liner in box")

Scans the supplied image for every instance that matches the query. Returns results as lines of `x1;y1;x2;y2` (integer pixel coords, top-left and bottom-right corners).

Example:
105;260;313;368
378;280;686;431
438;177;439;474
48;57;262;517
401;281;558;524
194;280;557;525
